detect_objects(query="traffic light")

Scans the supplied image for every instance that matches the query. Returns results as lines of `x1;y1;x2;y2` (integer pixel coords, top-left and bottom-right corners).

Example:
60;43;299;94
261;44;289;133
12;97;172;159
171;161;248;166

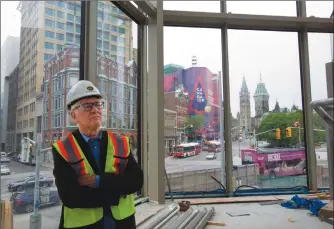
286;127;292;138
275;128;281;140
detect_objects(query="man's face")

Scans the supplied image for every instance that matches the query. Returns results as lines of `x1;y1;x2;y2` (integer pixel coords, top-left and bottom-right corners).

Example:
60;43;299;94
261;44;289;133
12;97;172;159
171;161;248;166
70;97;104;129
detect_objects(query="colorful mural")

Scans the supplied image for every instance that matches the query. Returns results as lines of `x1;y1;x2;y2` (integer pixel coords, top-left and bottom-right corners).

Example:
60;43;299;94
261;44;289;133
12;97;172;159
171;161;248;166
164;66;220;129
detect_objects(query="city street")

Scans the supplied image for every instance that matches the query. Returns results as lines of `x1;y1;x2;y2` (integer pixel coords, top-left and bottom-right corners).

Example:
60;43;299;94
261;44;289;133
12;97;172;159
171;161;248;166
165;139;252;173
0;140;252;229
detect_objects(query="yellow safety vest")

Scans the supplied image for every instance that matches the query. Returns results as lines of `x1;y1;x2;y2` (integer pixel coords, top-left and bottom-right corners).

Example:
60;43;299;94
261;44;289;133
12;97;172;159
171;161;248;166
53;131;135;228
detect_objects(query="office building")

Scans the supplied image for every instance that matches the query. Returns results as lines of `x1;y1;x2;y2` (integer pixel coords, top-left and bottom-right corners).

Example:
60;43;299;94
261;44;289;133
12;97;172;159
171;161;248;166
16;1;133;144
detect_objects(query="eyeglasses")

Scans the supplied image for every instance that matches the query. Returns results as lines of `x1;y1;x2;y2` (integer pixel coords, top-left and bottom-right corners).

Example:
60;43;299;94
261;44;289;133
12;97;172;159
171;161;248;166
75;102;104;111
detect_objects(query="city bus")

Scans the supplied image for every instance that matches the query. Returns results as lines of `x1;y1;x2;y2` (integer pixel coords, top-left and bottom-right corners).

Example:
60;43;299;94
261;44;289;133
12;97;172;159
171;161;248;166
240;148;306;178
173;142;201;158
207;140;222;153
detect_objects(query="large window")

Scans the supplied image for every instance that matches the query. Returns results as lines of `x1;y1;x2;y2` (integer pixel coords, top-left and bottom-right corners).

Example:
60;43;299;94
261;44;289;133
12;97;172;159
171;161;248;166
96;1;139;161
229;30;306;189
308;32;332;188
164;26;224;192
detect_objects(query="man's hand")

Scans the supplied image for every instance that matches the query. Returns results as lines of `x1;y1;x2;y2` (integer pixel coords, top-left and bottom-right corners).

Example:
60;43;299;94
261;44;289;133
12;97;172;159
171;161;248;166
78;175;97;188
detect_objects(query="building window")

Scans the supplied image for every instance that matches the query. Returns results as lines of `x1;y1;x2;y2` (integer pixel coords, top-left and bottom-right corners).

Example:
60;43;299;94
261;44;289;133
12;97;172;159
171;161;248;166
44;42;54;50
111;114;117;128
66;22;74;32
45;30;55;39
111;99;117;112
103;41;109;50
75;24;81;33
111;45;117;52
56;22;65;30
69;74;78;87
57;11;65;19
119;27;125;34
98;22;102;29
56;44;62;51
111;26;117;32
104;23;110;30
67;3;75;11
66;33;73;42
111;35;117;42
103;31;109;40
45;19;55;28
45;8;55;17
72;57;79;67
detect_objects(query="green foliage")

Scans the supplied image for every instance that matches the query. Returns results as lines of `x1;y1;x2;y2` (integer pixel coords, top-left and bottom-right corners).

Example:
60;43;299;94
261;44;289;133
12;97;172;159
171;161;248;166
185;115;205;131
256;110;326;147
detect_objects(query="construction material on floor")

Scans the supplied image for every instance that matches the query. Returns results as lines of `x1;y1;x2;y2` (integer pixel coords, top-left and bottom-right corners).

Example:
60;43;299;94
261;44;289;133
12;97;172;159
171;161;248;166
207;221;226;226
136;203;215;229
226;211;250;217
281;195;327;216
319;200;334;225
1;200;13;229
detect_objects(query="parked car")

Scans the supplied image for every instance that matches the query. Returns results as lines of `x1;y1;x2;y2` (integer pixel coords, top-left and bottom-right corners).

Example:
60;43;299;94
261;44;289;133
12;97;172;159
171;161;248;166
8;175;54;192
1;152;7;157
1;164;11;175
1;156;11;163
10;187;60;213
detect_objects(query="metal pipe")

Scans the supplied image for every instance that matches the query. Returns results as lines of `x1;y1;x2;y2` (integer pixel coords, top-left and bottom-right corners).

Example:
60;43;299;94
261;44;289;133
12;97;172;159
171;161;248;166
178;209;199;229
184;208;207;229
165;208;194;229
141;204;178;229
153;205;180;229
194;207;215;229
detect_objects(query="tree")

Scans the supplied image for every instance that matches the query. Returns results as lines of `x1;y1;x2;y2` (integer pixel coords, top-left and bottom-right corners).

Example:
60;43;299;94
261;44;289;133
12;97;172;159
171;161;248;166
256;109;327;147
256;111;303;147
185;115;205;130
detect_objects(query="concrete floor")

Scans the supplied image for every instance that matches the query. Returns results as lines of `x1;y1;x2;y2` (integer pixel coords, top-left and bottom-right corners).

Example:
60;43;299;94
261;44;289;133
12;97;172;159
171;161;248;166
205;203;332;229
135;199;332;229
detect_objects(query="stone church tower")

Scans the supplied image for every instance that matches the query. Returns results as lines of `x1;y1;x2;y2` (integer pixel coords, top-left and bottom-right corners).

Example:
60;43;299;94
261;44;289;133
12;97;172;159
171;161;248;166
239;77;252;134
254;76;270;119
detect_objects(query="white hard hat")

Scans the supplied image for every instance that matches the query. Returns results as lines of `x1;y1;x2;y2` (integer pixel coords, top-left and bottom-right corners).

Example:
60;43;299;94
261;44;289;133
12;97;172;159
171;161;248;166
67;80;102;109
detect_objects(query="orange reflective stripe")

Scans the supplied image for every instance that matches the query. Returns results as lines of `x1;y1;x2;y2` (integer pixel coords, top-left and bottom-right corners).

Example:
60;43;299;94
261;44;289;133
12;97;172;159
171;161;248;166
108;132;119;174
58;133;86;176
107;131;129;174
55;140;70;161
121;137;130;157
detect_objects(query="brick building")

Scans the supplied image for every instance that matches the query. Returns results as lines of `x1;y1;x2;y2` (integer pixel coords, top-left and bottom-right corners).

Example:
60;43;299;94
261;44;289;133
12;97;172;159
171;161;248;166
42;44;138;148
164;87;188;143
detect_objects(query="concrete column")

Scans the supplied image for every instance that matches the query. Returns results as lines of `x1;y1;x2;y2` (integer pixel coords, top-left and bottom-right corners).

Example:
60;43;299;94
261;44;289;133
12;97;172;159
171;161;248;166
147;0;165;203
296;1;317;191
325;61;334;198
220;1;233;194
83;1;97;84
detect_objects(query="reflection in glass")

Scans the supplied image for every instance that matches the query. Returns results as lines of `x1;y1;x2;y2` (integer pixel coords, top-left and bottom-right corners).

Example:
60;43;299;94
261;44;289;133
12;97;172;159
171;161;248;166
96;1;139;160
229;30;307;189
164;27;225;193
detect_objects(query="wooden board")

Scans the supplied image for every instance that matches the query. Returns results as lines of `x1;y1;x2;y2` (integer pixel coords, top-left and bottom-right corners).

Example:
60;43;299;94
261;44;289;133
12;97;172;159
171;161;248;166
181;196;280;205
1;200;13;229
319;200;334;221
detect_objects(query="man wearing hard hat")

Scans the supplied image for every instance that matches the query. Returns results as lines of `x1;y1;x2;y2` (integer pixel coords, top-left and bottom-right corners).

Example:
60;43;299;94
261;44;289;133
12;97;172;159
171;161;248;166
52;80;143;229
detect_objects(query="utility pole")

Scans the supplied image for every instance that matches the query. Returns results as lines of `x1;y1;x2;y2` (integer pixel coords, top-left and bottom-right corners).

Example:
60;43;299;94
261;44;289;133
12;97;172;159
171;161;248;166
28;134;41;229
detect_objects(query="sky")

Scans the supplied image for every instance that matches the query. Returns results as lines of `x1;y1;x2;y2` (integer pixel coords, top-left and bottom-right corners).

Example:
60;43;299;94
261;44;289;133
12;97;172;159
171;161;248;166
1;1;333;118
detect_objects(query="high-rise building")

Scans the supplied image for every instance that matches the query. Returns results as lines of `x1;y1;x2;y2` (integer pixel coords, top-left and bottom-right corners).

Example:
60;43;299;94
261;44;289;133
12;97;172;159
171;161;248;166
1;36;20;92
239;77;251;134
6;66;20;152
254;76;270;119
16;1;133;143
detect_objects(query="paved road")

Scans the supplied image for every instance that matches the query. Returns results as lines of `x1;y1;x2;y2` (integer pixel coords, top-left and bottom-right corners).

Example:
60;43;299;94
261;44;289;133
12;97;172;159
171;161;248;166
165;139;251;173
1;161;52;200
